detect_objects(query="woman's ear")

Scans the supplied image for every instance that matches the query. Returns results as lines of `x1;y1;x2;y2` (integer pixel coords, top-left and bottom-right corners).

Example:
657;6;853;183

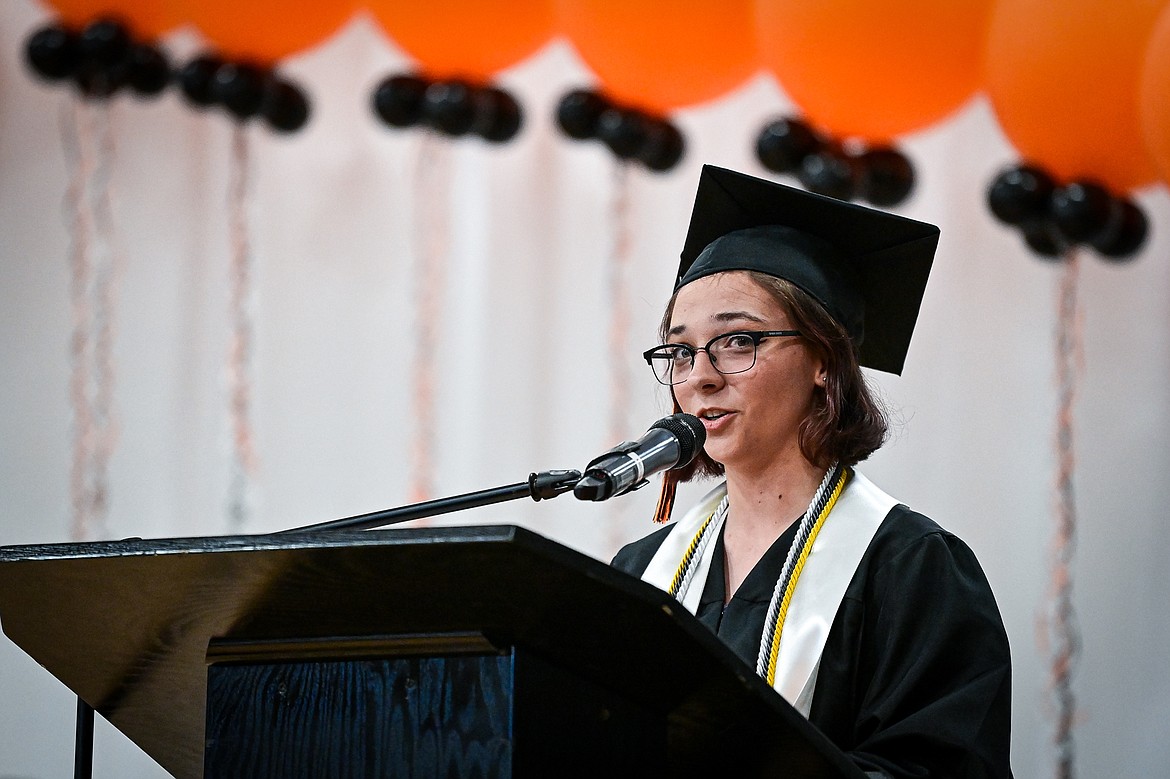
811;351;829;388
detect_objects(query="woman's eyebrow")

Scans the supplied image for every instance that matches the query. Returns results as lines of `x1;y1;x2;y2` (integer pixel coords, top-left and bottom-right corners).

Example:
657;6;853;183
666;310;767;338
714;310;767;324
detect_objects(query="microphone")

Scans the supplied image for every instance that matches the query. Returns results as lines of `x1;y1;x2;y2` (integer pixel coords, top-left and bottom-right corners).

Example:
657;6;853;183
573;413;707;502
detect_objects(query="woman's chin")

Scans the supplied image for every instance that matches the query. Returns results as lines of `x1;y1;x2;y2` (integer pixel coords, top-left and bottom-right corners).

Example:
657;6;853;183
702;443;738;470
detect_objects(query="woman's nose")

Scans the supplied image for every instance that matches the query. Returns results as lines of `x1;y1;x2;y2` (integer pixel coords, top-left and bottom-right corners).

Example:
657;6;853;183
686;349;723;388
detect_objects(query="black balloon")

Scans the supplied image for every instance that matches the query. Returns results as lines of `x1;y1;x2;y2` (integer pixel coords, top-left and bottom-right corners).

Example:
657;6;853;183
1020;219;1066;260
798;149;857;201
756;117;821;174
25;25;80;81
211;63;267;120
423;80;475;136
555;89;608;140
372;74;427;128
1051;181;1115;243
178;56;224;107
78;19;130;66
987;165;1056;225
73;57;131;99
638;118;684;172
1090;199;1148;260
471;87;522;142
127;43;170;96
596;108;647;159
262;79;310;133
857;147;914;206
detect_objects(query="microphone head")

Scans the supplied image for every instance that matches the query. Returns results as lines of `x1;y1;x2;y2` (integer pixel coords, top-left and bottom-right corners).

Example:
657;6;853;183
651;412;706;468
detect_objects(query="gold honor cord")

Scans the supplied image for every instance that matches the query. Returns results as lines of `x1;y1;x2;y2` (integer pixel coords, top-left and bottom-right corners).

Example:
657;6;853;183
668;497;727;598
763;467;850;686
664;464;851;691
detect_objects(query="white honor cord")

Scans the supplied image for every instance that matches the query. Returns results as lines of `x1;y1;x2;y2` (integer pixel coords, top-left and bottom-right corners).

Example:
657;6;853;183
673;495;729;601
754;463;841;678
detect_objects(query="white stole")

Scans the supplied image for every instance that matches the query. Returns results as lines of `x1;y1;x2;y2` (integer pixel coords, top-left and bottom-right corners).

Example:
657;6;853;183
640;471;898;716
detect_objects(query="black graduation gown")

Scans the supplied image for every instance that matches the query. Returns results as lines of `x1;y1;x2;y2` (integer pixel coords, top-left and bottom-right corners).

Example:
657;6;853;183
612;503;1013;779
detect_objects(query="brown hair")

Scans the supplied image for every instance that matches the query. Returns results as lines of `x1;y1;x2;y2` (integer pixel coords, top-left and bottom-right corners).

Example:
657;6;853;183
652;271;888;521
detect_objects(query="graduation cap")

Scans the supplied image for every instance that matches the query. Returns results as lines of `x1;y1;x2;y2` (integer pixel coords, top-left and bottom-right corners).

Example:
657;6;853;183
676;165;939;375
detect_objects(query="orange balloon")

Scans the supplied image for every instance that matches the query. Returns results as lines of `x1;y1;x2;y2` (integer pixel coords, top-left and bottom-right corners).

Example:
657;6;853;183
42;0;182;40
757;0;993;144
1139;4;1170;185
559;0;758;115
369;0;555;81
986;0;1162;193
182;0;356;64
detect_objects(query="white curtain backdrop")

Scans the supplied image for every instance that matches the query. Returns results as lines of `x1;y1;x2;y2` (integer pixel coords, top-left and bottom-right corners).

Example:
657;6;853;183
3;3;1170;776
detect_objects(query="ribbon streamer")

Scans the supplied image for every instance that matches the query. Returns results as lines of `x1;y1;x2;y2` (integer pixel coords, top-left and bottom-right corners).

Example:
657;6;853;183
1048;249;1083;779
226;123;258;531
89;101;125;537
407;133;452;506
61;99;121;541
606;162;634;541
63;99;97;541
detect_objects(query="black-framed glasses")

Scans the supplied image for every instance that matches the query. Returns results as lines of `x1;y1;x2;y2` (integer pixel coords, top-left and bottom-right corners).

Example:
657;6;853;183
642;330;803;386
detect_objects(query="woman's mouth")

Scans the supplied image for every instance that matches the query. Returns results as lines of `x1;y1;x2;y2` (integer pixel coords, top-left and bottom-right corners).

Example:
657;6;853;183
698;410;733;429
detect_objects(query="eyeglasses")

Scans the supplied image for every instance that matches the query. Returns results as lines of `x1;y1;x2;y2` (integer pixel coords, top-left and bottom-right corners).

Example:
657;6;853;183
642;330;803;386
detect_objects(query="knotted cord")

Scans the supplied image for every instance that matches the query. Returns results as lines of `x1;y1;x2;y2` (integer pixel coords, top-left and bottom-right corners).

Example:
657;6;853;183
758;464;848;684
668;496;727;598
666;464;848;689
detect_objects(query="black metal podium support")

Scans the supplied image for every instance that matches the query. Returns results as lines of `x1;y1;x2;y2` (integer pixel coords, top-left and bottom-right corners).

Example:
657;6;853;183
74;696;94;779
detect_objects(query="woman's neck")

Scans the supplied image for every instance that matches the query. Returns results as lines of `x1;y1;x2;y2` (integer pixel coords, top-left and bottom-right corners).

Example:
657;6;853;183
720;452;827;600
724;448;825;529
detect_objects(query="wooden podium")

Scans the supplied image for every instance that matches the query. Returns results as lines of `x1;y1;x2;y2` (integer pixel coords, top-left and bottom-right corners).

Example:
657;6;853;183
0;525;865;778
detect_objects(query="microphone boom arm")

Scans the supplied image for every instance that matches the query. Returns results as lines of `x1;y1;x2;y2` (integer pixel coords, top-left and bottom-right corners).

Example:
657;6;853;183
276;469;583;534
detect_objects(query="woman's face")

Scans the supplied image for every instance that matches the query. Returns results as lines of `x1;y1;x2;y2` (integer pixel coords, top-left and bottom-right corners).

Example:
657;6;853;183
668;272;824;476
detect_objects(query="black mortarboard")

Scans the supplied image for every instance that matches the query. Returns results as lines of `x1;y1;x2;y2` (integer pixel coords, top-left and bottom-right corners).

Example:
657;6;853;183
676;165;939;375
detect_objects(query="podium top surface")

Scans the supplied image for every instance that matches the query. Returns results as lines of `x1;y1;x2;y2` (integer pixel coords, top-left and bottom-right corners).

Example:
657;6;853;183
0;525;861;779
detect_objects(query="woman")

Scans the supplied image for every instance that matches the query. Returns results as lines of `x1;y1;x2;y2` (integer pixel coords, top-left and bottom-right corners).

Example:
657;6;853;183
613;166;1013;777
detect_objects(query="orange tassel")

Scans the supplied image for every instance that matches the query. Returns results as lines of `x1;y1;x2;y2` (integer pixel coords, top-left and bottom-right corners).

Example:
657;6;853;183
652;398;687;524
652;471;678;524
